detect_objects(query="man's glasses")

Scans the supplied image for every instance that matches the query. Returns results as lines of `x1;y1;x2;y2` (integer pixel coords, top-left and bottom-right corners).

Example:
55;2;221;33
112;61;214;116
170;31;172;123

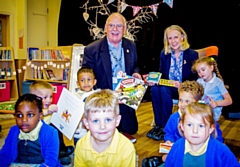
107;24;124;29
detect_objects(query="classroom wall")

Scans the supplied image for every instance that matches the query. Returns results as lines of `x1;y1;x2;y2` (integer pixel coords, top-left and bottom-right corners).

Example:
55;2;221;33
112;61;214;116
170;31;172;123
0;0;61;59
47;0;61;46
0;0;18;57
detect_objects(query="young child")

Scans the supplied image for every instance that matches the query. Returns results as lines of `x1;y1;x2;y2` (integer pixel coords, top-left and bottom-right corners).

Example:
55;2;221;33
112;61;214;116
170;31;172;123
164;102;239;166
74;89;136;167
162;80;223;162
142;81;224;166
29;81;58;124
0;93;62;167
74;67;97;99
30;81;74;165
164;80;205;142
192;56;232;121
74;67;97;143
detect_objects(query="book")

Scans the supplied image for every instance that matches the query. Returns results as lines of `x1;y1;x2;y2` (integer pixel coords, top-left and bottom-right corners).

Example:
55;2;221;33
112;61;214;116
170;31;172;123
147;72;162;84
142;74;149;84
114;76;148;110
50;88;95;140
159;79;175;87
44;68;56;80
28;47;39;60
159;143;173;153
122;132;137;143
62;68;69;81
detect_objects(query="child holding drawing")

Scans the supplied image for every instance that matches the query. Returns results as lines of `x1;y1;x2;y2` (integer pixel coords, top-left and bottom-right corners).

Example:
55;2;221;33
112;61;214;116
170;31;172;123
30;81;74;165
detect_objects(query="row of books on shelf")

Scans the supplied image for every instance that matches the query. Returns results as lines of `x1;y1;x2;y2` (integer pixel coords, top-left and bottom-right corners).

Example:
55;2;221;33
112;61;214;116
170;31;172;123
0;49;11;60
30;67;69;81
0;68;12;79
28;47;70;60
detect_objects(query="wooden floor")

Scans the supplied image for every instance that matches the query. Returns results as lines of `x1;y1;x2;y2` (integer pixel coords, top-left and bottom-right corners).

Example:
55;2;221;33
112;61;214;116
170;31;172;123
1;101;240;166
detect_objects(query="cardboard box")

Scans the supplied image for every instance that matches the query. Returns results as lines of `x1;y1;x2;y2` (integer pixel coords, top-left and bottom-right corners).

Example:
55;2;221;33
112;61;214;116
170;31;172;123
0;81;10;102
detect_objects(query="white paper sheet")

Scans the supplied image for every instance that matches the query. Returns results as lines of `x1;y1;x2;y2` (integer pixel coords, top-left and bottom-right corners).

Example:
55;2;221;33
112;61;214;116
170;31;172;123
50;87;93;140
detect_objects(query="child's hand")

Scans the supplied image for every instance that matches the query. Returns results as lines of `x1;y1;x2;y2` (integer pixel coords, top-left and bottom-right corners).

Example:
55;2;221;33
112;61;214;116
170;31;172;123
132;73;142;80
209;97;218;108
48;104;58;114
173;81;181;88
147;82;156;86
162;154;168;162
164;140;172;144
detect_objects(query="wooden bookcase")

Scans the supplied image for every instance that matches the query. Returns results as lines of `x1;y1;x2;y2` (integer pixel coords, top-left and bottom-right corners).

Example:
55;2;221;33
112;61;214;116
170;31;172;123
24;46;73;87
0;46;19;103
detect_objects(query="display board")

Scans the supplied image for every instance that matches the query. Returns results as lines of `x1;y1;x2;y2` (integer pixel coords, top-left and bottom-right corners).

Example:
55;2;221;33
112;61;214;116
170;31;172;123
68;44;85;94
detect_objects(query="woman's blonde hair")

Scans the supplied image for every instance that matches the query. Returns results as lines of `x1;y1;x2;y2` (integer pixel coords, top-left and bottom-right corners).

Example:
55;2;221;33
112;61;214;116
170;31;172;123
163;25;190;54
179;102;217;138
84;89;119;118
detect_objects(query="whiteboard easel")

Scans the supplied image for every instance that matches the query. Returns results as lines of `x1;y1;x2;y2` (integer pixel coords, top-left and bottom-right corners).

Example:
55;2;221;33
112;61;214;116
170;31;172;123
69;44;85;94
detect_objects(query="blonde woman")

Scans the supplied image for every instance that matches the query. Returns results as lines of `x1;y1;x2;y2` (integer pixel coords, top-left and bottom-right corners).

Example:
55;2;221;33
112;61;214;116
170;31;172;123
147;25;199;140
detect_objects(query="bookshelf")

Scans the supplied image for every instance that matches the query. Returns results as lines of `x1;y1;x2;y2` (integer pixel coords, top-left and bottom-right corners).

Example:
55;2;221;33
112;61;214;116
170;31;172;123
24;46;73;86
0;46;19;102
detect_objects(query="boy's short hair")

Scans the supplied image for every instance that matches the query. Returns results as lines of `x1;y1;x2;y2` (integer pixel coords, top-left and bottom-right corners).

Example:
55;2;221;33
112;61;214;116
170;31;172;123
178;80;204;101
84;89;119;118
77;67;95;81
30;81;53;92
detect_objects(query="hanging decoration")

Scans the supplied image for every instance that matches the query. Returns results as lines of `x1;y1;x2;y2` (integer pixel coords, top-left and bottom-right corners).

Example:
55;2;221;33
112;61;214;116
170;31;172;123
149;4;159;17
132;6;142;17
80;0;173;41
163;0;173;8
121;2;128;13
108;0;115;4
83;12;89;21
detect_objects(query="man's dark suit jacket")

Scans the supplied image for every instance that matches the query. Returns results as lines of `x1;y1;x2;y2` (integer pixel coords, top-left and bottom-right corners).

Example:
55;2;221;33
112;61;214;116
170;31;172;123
159;48;199;82
82;37;140;90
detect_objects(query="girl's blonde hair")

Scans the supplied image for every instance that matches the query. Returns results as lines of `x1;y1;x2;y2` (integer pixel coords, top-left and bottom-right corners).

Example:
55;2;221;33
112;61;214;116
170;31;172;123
84;89;119;118
179;102;217;138
192;56;224;82
163;25;190;54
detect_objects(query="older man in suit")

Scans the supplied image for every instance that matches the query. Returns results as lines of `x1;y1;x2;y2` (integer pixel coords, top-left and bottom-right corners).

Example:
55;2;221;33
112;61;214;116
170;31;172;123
82;12;142;135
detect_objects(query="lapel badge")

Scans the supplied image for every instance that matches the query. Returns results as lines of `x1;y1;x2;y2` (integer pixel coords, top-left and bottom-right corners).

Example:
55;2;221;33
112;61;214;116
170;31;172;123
126;49;129;53
184;60;186;64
